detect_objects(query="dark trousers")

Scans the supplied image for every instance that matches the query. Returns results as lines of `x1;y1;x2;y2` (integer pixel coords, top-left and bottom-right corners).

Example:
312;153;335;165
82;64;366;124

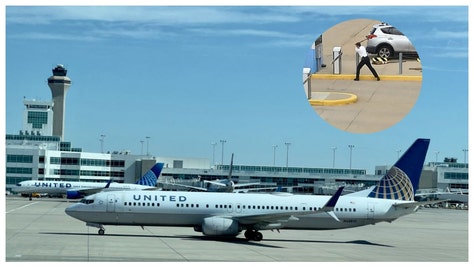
356;56;379;78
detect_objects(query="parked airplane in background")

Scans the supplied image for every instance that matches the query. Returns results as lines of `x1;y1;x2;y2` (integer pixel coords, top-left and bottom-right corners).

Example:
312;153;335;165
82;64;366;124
13;162;164;199
159;154;276;193
66;139;435;241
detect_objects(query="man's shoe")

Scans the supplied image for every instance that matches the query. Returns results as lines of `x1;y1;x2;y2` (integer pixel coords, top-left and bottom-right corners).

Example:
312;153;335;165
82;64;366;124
376;77;380;81
354;78;359;81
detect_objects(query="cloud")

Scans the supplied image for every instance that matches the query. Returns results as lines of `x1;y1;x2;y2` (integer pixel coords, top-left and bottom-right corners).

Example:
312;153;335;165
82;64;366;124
6;6;299;26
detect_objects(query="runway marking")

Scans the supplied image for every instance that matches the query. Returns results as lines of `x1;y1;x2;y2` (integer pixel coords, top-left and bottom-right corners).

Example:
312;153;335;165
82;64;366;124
6;202;38;213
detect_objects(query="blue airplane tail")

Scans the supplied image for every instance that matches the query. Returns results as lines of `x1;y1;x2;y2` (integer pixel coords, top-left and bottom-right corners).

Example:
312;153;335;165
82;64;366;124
368;138;430;201
136;162;164;186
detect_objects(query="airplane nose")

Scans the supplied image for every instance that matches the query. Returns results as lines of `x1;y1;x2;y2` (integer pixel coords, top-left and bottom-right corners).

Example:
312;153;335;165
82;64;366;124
64;206;73;216
65;204;79;217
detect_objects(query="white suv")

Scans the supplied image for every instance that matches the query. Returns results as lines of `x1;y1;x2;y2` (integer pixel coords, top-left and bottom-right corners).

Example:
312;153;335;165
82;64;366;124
366;22;418;59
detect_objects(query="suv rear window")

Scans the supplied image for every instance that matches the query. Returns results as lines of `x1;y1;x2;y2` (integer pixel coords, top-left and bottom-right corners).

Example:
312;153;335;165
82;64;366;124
380;27;404;36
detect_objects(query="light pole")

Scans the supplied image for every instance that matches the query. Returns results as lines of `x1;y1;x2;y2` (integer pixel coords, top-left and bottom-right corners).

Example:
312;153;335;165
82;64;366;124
348;144;354;170
285;142;291;170
140;140;144;155
462;148;468;164
220;140;226;165
396;149;401;159
211;142;217;167
435;151;440;162
100;134;106;153
332;147;337;168
272;145;278;166
146;136;150;156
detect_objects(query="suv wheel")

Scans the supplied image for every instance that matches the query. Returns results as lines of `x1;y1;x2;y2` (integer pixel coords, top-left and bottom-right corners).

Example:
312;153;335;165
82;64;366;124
376;44;394;59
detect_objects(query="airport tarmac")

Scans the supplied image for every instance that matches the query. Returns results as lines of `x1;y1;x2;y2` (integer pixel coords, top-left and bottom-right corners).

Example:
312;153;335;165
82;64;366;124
5;195;469;262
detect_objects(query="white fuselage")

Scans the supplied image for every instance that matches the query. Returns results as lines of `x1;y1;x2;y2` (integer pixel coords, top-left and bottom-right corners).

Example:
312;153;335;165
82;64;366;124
65;190;416;231
12;180;153;195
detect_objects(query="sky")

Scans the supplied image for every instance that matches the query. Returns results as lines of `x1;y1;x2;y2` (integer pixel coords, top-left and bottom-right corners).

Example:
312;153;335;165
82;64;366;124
3;2;470;174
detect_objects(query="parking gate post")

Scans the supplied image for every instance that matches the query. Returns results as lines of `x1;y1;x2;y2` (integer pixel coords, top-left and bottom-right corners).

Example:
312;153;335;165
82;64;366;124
332;47;342;74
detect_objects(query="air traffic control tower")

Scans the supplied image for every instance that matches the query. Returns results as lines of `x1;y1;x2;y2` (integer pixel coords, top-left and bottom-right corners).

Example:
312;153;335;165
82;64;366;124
47;64;71;140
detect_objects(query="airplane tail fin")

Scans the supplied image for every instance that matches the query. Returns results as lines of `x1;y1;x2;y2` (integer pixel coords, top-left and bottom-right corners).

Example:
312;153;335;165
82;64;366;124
368;138;430;201
136;162;164;186
227;153;234;182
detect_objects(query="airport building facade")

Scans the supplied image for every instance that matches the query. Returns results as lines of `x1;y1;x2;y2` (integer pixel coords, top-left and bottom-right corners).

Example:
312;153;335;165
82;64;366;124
6;133;469;195
5;66;469;195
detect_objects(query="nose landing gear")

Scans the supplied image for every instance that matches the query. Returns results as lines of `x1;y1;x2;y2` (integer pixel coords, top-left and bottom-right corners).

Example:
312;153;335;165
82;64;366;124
86;222;106;235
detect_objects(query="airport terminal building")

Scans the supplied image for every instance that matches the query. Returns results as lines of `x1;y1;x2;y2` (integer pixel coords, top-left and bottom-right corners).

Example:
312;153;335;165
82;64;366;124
5;65;469;196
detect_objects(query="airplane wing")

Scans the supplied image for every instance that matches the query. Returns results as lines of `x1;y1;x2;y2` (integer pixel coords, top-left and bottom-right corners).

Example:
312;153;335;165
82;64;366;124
234;186;344;227
204;180;228;187
64;179;114;198
69;187;106;196
157;181;209;192
232;182;261;188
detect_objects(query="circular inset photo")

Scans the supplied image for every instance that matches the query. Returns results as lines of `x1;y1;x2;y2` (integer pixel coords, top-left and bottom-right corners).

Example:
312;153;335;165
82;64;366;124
303;18;422;134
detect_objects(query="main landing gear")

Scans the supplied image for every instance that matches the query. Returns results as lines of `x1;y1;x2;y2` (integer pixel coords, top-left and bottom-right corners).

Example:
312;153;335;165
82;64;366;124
244;229;263;241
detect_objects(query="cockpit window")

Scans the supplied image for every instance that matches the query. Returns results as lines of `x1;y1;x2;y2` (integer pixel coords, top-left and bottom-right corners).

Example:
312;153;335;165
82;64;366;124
80;198;94;204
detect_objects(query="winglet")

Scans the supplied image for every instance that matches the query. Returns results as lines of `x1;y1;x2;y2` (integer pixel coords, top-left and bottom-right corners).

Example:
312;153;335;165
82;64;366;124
136;162;164;186
321;186;344;222
104;179;113;189
321;186;344;212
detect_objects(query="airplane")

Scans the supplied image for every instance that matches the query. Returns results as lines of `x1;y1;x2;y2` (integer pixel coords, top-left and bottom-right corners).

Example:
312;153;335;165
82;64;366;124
159;154;278;193
12;162;164;199
65;138;436;241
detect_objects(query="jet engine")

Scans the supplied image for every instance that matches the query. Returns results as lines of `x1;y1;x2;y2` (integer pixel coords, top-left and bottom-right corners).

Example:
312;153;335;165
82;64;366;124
201;217;239;236
66;191;82;199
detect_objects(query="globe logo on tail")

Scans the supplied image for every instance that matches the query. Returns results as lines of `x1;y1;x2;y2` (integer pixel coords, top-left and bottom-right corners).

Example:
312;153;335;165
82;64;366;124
368;166;414;201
